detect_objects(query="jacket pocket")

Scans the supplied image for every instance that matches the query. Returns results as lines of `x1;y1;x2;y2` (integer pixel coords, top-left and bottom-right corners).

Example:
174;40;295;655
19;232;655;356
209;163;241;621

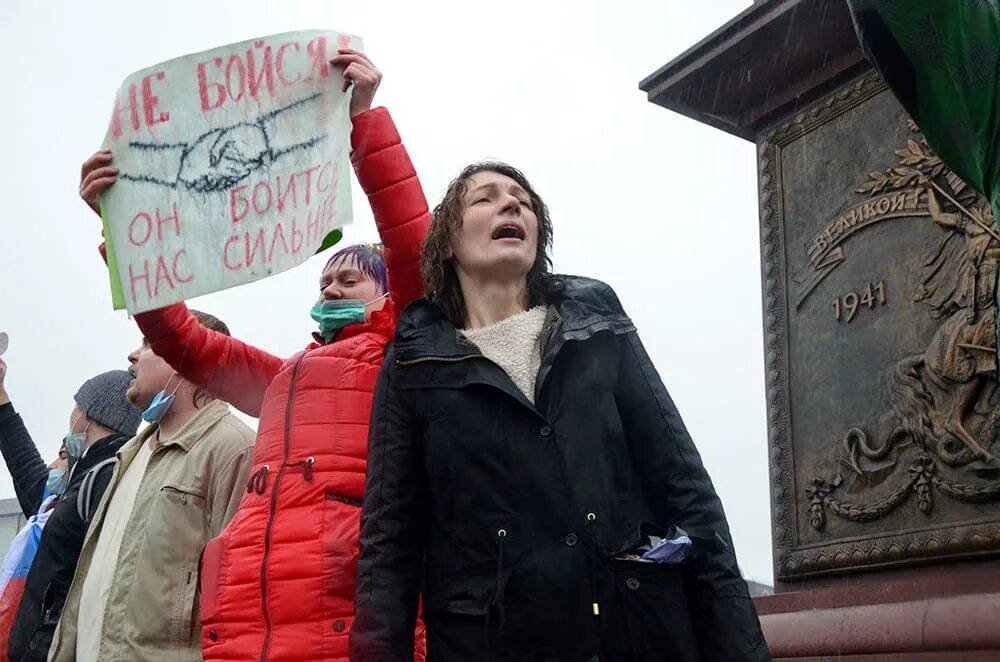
147;483;209;556
321;492;361;659
322;491;361;590
612;560;700;662
199;535;227;648
16;581;59;662
161;482;207;504
170;562;200;650
133;483;209;650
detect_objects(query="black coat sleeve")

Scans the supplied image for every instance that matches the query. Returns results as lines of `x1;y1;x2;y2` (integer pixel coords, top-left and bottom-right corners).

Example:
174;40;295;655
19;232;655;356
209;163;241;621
349;349;427;662
0;403;49;517
614;330;770;661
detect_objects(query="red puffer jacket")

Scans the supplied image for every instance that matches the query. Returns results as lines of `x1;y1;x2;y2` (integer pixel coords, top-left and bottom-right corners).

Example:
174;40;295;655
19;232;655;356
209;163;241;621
132;107;428;662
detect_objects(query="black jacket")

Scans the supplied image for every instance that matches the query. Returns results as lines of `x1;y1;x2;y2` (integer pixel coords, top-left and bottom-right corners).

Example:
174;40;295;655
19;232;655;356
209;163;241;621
351;277;769;661
0;403;128;662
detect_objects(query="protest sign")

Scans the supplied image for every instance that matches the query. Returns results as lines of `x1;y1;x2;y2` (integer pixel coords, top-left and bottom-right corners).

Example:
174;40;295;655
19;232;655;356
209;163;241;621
99;30;360;313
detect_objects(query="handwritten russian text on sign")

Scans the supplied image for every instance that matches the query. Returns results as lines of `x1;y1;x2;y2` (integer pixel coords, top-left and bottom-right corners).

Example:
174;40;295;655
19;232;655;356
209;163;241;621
100;30;360;313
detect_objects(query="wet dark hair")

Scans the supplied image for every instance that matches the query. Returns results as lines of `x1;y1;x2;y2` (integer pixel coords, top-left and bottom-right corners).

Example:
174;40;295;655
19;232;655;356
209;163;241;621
324;244;388;294
422;162;555;327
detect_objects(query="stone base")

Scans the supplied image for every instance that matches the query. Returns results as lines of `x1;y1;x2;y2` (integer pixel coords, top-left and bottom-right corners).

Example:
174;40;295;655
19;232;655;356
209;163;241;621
755;560;1000;659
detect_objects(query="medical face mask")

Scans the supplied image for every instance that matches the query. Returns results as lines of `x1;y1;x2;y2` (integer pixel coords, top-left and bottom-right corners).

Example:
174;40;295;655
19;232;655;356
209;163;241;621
141;374;182;425
63;412;90;469
310;292;389;341
46;468;67;496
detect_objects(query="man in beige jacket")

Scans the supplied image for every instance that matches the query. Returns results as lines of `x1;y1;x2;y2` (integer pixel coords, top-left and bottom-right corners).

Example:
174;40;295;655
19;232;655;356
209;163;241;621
48;310;255;662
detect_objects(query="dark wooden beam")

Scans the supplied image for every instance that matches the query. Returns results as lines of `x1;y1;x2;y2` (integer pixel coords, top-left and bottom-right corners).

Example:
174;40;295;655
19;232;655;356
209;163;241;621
639;0;867;141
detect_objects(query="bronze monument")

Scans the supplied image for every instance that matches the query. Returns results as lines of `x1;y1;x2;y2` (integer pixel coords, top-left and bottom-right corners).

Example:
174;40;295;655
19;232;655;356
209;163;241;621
641;1;1000;658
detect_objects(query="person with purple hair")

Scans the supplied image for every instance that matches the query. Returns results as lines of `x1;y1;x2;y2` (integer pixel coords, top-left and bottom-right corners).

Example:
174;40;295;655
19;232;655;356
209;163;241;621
76;50;429;661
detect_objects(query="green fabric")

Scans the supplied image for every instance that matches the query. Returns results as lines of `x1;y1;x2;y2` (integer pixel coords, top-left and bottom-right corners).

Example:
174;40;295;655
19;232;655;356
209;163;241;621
848;0;1000;211
848;0;1000;348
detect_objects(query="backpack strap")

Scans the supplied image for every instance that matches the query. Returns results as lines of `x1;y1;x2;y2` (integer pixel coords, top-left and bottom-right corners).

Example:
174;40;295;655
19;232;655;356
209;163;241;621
76;458;117;523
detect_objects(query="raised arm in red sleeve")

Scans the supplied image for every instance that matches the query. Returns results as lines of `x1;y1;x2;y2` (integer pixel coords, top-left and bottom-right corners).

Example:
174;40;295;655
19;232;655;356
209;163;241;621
97;240;281;417
350;107;430;309
134;303;283;418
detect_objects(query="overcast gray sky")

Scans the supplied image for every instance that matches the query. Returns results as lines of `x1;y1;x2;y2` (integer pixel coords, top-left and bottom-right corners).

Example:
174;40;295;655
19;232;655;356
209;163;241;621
0;0;771;582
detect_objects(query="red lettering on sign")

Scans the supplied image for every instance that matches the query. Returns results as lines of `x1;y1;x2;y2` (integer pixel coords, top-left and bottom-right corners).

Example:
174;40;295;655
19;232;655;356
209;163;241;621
303;36;328;83
223;235;242;271
128;260;151;305
276;42;302;86
197;37;322;115
141;71;170;126
127;250;193;305
268;223;290;263
156;203;181;240
230;185;249;223
197;57;226;111
128;205;181;245
109;84;140;139
129;212;153;247
109;74;172;138
173;250;194;284
247;40;275;100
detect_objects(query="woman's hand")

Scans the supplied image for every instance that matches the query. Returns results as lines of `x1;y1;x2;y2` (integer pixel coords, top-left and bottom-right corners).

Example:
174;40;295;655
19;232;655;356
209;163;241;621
80;150;118;217
330;49;382;118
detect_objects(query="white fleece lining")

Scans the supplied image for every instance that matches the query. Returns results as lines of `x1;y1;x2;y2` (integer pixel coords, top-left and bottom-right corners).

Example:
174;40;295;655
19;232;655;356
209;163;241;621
462;306;548;403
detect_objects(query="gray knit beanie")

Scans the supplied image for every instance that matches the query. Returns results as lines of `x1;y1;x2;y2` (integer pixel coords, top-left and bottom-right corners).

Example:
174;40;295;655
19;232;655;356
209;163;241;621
73;370;141;437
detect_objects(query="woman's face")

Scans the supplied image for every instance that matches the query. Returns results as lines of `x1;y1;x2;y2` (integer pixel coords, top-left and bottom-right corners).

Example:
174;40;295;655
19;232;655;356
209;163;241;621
317;255;386;319
451;171;538;284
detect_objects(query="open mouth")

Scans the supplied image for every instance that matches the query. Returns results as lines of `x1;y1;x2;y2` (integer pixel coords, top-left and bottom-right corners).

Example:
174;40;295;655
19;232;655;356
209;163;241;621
491;224;526;240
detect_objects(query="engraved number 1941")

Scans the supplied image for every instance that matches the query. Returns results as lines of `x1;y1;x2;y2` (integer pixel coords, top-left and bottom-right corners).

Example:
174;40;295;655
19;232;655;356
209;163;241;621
833;280;886;323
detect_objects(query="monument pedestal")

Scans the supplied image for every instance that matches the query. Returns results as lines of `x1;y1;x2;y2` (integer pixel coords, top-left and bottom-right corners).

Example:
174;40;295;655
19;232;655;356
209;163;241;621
757;560;1000;659
641;2;1000;657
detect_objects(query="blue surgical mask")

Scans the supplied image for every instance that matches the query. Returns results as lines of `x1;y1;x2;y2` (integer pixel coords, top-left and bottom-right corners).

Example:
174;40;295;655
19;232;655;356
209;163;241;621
141;375;182;425
46;468;67;496
63;412;89;469
64;433;86;468
310;293;388;342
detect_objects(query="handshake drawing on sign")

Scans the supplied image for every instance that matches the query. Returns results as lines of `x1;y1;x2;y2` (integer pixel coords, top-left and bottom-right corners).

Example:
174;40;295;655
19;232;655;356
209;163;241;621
118;93;327;195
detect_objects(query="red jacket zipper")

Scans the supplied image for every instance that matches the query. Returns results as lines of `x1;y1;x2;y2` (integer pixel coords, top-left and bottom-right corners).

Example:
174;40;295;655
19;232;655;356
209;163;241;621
259;355;304;662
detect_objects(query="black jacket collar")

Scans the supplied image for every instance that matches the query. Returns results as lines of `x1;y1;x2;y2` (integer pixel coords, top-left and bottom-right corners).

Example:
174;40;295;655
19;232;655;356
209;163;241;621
394;275;634;363
66;432;130;488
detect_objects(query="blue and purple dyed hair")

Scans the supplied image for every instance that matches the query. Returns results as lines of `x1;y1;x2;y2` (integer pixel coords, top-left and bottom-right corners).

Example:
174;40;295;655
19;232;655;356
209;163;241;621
323;243;388;293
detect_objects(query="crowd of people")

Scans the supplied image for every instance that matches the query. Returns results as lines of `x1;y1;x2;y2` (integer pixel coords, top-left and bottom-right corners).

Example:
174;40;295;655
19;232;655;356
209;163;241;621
0;2;993;659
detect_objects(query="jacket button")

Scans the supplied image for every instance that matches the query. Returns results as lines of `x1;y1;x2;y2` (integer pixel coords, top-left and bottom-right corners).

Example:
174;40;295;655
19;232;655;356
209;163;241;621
332;619;346;632
626;577;640;591
208;629;218;642
565;533;578;546
539;425;553;437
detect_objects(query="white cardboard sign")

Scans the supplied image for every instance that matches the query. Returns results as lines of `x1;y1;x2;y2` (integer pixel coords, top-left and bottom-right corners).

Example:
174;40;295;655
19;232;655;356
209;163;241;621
100;30;360;313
